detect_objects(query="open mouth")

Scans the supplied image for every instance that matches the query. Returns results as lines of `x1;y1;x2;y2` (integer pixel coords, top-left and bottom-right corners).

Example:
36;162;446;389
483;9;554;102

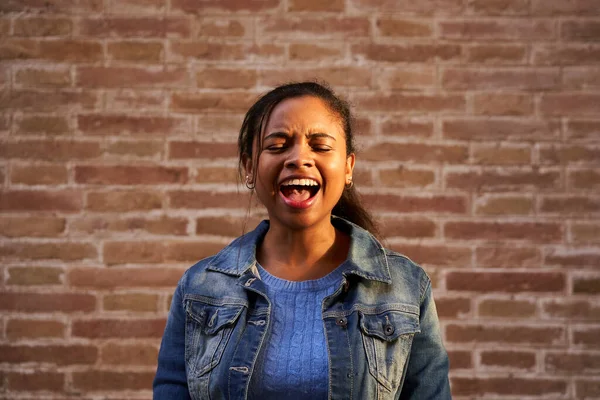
280;178;320;203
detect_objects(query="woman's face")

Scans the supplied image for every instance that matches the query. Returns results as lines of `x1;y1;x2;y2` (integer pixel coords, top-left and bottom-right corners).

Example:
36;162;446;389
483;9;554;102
246;95;355;231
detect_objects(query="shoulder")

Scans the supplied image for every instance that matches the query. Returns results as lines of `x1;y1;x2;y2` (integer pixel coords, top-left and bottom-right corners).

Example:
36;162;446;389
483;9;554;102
383;248;432;301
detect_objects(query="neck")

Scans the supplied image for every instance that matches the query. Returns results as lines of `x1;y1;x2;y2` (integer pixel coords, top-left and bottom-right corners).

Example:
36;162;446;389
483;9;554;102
257;218;348;281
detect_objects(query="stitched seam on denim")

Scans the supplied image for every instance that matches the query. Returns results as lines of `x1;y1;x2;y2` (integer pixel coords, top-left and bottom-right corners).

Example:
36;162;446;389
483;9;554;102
183;294;248;307
323;303;420;318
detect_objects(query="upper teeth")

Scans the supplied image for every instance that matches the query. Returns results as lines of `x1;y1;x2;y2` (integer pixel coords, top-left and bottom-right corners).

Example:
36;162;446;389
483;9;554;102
281;178;319;186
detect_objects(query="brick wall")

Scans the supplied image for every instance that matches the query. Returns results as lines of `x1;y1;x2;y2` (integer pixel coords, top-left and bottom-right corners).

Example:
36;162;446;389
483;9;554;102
1;0;599;399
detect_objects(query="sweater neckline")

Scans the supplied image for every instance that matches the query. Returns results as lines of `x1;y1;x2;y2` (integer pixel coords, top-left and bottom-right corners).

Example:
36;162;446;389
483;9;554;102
256;262;346;292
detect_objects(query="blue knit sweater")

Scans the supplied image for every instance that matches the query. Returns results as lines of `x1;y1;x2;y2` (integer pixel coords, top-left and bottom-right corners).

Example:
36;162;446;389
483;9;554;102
248;263;346;399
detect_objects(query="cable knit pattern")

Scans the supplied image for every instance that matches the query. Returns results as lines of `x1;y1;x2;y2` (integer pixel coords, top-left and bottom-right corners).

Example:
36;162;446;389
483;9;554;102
248;264;345;399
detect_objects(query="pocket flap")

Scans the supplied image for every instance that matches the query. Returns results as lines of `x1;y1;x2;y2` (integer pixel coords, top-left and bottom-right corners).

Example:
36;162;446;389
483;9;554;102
185;301;244;335
359;310;420;342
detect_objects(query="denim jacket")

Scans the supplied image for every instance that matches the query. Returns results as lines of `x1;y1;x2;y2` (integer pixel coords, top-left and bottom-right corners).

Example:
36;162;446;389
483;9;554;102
153;217;451;400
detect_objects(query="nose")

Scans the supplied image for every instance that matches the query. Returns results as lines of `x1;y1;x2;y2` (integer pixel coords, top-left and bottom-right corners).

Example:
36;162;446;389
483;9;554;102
284;144;314;169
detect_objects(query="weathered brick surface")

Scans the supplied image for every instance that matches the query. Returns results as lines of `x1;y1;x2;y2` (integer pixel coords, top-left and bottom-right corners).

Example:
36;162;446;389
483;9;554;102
1;3;598;399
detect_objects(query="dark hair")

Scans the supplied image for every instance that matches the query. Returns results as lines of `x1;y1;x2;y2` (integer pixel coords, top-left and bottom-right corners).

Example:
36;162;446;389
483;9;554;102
238;81;380;237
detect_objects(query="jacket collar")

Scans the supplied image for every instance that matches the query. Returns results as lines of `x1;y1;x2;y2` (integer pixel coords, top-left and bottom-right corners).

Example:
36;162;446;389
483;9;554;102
206;216;392;284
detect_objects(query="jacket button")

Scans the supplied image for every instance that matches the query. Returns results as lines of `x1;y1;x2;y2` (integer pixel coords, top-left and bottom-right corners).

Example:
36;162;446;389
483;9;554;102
336;317;347;327
384;324;395;336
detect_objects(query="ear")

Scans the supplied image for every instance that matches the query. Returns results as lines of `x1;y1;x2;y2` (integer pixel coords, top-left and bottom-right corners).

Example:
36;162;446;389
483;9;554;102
345;153;355;184
242;153;253;181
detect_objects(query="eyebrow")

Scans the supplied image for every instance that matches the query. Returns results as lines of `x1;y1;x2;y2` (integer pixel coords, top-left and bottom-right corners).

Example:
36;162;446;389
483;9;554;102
263;132;337;141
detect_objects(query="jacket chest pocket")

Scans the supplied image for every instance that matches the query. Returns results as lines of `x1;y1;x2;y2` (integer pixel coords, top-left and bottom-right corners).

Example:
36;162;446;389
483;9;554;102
359;309;420;392
184;299;245;377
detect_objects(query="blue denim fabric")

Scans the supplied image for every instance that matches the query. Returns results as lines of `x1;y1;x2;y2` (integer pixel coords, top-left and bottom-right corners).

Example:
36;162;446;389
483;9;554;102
153;217;451;400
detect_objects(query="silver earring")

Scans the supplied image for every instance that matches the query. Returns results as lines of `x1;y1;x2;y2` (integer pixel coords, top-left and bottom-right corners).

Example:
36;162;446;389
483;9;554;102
245;175;255;190
345;179;353;189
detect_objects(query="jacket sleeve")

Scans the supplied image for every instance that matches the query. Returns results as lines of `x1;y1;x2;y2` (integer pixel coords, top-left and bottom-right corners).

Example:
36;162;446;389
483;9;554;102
399;279;452;399
153;275;192;400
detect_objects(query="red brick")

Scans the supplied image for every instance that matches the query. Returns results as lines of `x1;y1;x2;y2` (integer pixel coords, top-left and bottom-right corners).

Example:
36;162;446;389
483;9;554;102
105;89;167;111
103;293;159;312
576;380;600;398
0;190;83;212
172;0;280;12
543;299;600;320
364;194;467;214
390;243;472;267
78;114;190;136
72;370;155;391
78;66;188;89
107;0;165;13
16;115;69;135
259;67;371;88
379;217;437;238
80;16;191;38
440;20;555;40
289;0;344;11
0;292;96;313
103;241;224;265
472;93;534;116
1;140;101;161
289;43;344;61
472;144;531;165
476;246;541;268
465;44;527;64
448;271;565;292
0;344;97;365
435;296;471;318
446;324;565;345
350;0;464;14
6;319;65;339
378;67;436;89
194;168;240;184
378;167;436;189
376;18;432;37
570;169;600;189
546;352;600;374
106;140;164;158
86;190;164;211
101;343;158;365
532;0;600;15
562;21;600;41
72;318;165;338
7;267;63;285
169;141;237;159
198;18;253;38
478;299;537;318
380;118;434;138
259;17;369;38
540;196;600;214
196;68;257;89
451;377;567;396
0;216;65;237
573;275;600;294
0;242;97;262
353;93;465;113
567;120;600;140
468;0;530;15
171;91;257;113
572;223;600;243
445;169;561;191
573;327;600;348
474;195;533;215
1;90;98;112
197;215;262;237
545;248;600;267
442;68;560;90
353;43;461;62
107;40;164;62
8;371;64;392
0;38;39;60
172;189;253;208
75;165;188;185
69;267;185;289
481;351;536;369
15;68;71;88
362;142;467;163
448;350;472;369
72;216;187;235
446;221;563;242
13;17;72;36
533;44;600;65
10;164;69;185
0;0;103;13
168;41;245;61
38;40;103;63
563;67;600;89
540;144;600;164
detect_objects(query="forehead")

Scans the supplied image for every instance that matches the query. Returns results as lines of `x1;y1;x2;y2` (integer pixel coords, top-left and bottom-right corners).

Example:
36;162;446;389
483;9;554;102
264;96;343;135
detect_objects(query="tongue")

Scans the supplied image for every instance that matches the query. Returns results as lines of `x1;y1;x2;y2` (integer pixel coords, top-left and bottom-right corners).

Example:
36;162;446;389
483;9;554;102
282;187;311;202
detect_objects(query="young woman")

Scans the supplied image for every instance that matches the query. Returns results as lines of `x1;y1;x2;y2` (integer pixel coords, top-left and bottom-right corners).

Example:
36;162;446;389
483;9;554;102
153;82;451;399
